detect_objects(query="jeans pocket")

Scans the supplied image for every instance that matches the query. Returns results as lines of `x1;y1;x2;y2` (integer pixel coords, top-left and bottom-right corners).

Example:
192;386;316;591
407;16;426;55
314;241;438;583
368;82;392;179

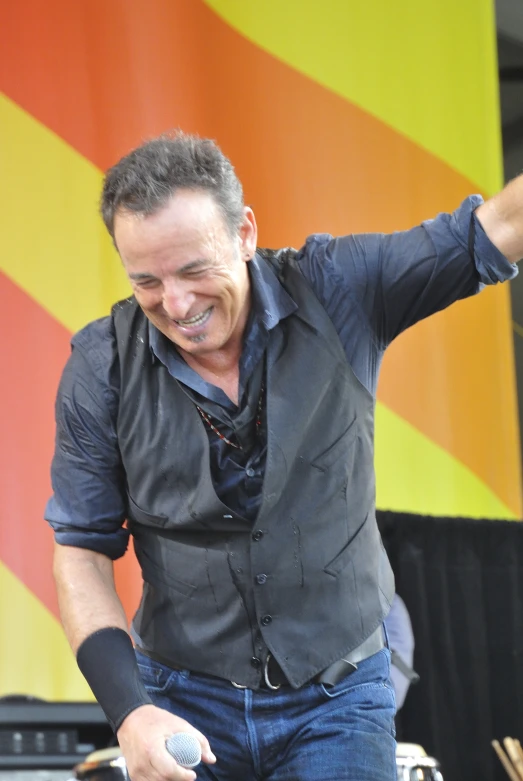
319;678;379;700
319;647;391;700
136;652;180;693
321;680;396;739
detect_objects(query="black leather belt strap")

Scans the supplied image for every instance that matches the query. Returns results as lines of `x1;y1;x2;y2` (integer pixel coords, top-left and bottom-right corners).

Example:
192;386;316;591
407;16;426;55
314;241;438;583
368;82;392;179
137;625;386;692
263;625;386;689
317;625;386;686
390;650;420;684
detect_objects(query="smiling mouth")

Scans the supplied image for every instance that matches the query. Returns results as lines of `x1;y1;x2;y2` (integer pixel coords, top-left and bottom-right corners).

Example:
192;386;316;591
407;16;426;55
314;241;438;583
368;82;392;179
175;307;213;328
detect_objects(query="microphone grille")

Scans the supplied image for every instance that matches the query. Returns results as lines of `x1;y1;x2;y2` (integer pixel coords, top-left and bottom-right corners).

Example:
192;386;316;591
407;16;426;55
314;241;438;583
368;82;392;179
165;732;202;769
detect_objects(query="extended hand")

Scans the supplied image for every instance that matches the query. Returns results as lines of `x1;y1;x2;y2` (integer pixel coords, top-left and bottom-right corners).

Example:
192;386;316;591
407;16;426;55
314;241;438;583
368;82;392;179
117;704;216;781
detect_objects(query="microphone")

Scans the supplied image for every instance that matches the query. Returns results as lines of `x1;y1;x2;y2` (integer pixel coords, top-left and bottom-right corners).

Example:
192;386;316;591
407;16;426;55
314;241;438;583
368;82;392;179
165;732;202;769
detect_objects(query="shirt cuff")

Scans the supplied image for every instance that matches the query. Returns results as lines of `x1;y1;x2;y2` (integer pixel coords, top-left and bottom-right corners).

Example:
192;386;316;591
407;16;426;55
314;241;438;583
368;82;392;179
454;194;518;286
52;527;130;560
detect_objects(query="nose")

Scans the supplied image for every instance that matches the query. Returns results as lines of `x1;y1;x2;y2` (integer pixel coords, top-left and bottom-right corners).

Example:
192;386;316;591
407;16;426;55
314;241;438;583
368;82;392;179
162;280;196;320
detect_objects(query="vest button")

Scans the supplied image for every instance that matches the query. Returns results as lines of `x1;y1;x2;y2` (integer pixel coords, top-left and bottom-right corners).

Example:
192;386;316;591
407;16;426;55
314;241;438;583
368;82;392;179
246;467;256;478
250;657;262;669
252;530;264;541
261;614;272;626
256;574;267;585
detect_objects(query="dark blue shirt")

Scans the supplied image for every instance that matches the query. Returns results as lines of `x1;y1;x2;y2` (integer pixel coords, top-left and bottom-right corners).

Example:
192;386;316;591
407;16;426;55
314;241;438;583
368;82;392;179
45;196;517;558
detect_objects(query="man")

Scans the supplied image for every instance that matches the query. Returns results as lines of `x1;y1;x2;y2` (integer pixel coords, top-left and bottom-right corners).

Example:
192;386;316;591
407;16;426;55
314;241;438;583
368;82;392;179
46;132;520;781
384;594;418;711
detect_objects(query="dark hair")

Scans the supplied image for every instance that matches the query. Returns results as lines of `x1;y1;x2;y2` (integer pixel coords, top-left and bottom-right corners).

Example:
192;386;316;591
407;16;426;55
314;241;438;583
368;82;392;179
100;131;245;240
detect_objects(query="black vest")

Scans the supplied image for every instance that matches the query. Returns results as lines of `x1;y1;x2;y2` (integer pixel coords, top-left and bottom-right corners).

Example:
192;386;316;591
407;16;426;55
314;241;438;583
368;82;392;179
113;250;394;689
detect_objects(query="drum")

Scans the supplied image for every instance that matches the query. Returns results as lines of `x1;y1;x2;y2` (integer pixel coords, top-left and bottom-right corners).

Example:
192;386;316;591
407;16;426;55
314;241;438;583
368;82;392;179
73;747;127;781
396;743;444;781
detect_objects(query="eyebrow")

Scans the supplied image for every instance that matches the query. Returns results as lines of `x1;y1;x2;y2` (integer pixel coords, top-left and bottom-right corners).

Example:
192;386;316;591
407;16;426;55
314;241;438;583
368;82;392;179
128;272;159;281
128;259;208;282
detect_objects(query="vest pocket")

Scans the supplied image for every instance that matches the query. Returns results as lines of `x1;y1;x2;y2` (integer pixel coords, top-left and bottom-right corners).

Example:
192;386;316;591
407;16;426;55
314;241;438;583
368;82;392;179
324;514;369;577
136;544;197;597
127;495;168;527
309;415;357;471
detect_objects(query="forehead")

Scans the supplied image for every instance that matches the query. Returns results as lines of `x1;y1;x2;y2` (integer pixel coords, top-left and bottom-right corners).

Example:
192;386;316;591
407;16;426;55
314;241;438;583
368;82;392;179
114;189;229;258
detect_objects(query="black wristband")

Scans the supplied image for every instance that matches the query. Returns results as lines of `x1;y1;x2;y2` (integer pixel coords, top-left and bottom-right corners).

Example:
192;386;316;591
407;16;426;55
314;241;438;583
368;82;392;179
76;627;153;732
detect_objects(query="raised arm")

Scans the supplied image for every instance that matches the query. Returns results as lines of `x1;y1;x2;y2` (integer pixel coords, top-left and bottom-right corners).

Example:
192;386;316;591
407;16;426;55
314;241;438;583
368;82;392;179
297;194;517;362
476;173;523;263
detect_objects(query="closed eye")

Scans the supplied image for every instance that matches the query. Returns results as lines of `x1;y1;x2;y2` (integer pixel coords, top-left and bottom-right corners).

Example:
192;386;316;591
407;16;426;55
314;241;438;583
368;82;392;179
133;277;161;289
183;268;208;277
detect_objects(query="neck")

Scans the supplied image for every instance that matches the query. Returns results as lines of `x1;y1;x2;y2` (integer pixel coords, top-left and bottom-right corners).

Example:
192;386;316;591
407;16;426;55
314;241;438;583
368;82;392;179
180;341;242;379
181;345;241;406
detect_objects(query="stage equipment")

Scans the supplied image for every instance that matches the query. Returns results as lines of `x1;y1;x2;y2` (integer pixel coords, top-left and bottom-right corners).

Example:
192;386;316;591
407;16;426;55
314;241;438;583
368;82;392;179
0;698;112;773
73;747;126;781
396;742;444;780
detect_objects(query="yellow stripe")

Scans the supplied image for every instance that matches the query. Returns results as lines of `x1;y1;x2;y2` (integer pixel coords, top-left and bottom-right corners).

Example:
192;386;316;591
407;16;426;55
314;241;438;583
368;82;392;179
204;0;502;195
0;93;130;333
375;402;518;519
0;562;93;700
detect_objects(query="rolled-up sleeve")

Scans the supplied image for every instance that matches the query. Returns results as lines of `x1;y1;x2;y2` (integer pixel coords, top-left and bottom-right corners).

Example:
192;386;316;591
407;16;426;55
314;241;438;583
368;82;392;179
44;319;129;560
422;194;518;287
298;195;518;350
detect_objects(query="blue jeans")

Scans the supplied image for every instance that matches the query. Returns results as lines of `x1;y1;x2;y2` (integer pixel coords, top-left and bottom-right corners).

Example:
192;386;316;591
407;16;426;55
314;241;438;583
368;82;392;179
136;648;396;781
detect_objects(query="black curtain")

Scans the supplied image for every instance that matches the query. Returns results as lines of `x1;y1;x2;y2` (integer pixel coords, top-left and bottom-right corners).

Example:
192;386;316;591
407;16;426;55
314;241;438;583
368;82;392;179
377;511;523;781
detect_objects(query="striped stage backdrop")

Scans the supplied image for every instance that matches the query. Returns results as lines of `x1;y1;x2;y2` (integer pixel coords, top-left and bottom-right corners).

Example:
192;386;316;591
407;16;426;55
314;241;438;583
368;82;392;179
0;0;520;700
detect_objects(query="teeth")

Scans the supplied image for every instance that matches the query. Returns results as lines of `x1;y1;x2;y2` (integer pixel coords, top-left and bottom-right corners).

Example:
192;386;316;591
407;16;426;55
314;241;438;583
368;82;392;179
176;308;211;326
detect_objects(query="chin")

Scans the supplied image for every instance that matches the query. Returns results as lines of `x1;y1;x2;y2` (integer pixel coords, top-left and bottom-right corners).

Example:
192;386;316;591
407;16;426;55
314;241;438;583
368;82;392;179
182;335;213;352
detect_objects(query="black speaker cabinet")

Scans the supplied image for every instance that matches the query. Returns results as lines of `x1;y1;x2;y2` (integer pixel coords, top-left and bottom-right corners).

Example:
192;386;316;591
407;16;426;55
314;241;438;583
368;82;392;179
0;701;112;771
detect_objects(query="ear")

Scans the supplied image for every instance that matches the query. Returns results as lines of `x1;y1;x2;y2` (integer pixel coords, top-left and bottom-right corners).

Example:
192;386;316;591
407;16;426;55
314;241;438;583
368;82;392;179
238;207;258;261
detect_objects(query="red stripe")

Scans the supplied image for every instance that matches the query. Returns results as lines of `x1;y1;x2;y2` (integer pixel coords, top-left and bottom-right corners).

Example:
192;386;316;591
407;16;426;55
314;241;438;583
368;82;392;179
0;273;73;617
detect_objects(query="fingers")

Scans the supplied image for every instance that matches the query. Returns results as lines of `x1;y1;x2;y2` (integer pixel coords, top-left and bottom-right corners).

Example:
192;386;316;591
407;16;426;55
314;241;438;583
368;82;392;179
149;743;198;781
191;729;217;765
127;738;198;781
116;704;215;781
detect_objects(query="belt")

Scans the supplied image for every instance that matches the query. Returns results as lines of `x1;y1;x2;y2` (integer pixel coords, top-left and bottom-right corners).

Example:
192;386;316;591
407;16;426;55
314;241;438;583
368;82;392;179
137;625;385;692
255;625;386;691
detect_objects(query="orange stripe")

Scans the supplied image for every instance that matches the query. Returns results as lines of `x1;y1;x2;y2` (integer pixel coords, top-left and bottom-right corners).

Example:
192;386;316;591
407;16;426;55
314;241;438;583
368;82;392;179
380;286;521;517
0;0;517;512
1;0;218;171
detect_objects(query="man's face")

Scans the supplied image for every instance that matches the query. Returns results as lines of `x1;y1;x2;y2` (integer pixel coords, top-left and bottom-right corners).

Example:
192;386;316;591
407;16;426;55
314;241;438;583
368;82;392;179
114;189;257;358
